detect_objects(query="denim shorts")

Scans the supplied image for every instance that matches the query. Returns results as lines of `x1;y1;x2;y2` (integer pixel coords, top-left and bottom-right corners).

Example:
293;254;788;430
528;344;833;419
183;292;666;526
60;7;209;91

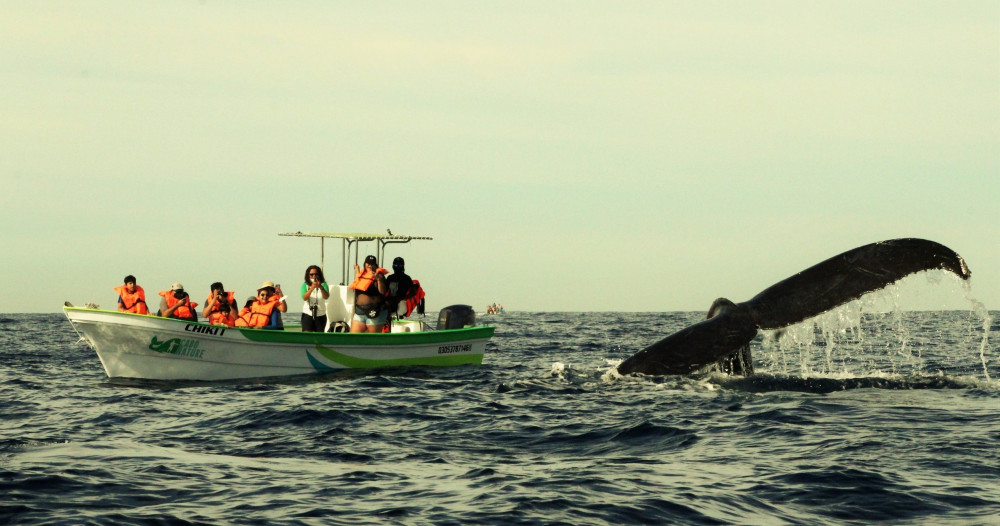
353;305;388;326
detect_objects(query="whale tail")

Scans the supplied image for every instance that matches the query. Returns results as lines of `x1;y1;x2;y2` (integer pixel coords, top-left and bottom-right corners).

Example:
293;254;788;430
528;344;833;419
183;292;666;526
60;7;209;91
745;238;971;330
617;238;971;376
706;298;753;375
616;303;758;376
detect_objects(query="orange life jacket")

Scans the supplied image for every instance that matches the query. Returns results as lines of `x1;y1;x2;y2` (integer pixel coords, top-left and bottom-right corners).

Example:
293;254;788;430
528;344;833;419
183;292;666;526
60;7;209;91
208;310;234;326
159;290;198;320
349;268;388;292
246;299;277;328
205;291;236;312
206;291;236;326
404;281;426;318
234;307;252;327
114;285;149;314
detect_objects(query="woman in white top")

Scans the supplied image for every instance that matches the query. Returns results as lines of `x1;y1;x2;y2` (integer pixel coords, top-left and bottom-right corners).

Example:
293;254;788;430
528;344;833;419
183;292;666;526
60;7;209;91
300;265;330;332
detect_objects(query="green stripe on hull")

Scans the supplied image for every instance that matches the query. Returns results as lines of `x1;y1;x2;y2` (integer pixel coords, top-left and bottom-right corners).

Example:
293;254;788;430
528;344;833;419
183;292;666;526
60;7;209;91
239;325;495;345
311;345;483;368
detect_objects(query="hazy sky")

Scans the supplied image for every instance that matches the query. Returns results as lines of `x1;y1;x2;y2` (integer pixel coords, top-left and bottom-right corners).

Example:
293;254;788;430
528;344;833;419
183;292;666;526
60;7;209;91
3;1;997;314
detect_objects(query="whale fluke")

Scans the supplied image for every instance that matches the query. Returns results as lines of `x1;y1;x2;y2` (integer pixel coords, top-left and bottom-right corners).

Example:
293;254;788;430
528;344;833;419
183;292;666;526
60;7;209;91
745;238;971;330
617;238;971;376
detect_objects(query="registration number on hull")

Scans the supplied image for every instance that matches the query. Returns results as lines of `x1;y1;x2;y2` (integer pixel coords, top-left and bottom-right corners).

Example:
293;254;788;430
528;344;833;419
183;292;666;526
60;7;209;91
437;344;472;354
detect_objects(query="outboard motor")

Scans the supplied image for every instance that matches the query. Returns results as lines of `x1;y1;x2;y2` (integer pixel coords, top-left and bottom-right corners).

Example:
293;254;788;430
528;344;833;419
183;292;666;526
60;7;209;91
437;305;476;330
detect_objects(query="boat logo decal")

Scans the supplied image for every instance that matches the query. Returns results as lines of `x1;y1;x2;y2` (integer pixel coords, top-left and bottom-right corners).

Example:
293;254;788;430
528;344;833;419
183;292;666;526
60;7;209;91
185;324;226;337
149;336;207;358
437;344;471;354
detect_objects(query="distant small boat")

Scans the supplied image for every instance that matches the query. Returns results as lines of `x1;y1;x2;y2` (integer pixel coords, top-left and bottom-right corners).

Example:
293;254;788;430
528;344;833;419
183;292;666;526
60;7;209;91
64;232;494;381
484;303;505;315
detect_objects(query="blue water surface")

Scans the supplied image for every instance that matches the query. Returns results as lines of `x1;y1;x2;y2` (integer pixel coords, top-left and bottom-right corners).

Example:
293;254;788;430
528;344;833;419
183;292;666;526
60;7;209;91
1;310;998;525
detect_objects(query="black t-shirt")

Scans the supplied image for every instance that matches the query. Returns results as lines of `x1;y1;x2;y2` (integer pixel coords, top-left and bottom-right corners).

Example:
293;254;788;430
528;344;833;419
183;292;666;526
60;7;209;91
386;272;414;303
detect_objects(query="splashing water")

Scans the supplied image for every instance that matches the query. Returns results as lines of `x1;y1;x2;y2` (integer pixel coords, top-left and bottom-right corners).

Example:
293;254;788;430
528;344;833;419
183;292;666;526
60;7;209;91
755;272;993;381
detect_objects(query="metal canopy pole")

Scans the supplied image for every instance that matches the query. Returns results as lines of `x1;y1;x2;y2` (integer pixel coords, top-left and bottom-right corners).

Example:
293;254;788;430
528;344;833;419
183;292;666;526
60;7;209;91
341;238;347;286
277;232;434;287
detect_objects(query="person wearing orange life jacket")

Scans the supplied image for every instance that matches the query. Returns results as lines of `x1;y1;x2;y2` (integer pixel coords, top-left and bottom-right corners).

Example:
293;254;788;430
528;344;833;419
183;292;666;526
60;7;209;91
233;296;256;327
158;283;198;322
211;311;235;327
348;255;388;333
203;281;237;326
264;281;287;329
114;275;149;314
243;281;286;329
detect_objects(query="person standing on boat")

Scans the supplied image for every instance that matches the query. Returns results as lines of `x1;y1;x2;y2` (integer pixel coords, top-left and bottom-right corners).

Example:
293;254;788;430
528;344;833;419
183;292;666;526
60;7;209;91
386;257;425;319
385;257;414;316
114;275;149;314
349;255;388;333
158;283;198;322
300;265;330;332
203;282;237;326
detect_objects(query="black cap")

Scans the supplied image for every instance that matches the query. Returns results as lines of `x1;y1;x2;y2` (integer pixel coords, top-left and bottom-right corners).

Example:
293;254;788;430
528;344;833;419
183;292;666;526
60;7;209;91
393;257;404;265
364;255;377;265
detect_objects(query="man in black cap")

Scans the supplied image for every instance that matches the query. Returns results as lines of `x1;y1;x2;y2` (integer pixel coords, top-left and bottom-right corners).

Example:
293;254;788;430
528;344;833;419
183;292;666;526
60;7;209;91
385;256;415;318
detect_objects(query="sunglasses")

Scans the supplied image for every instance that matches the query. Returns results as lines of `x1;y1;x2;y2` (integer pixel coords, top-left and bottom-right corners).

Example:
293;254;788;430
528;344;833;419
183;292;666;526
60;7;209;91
309;273;318;276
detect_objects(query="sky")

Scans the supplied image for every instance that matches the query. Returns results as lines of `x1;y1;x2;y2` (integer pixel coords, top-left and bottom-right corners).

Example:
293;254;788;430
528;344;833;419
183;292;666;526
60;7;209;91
2;1;998;314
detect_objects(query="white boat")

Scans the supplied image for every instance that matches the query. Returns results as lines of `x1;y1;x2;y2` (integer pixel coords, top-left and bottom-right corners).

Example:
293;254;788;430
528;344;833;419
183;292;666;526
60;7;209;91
64;232;494;381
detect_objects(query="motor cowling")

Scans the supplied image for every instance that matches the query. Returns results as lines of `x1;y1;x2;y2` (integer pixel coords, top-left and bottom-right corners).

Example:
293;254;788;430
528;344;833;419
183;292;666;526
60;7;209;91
437;305;476;330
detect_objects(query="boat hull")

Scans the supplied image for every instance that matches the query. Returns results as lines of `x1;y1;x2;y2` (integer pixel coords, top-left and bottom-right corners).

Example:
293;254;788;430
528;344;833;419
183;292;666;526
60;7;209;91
64;307;494;381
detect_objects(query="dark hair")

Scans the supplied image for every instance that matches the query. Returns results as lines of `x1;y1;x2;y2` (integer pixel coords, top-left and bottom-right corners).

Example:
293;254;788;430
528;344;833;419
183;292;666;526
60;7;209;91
211;281;224;292
304;265;325;283
124;275;136;284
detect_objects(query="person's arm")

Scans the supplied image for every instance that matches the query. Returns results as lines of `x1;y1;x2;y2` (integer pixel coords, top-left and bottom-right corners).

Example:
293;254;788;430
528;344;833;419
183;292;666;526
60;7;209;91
160;297;173;318
262;309;281;330
163;297;192;319
303;281;327;301
202;294;218;318
118;296;126;312
274;284;288;313
320;282;330;299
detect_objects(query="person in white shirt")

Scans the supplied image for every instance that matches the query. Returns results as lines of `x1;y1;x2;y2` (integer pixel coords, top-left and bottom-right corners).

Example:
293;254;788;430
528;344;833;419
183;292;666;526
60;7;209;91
300;265;330;332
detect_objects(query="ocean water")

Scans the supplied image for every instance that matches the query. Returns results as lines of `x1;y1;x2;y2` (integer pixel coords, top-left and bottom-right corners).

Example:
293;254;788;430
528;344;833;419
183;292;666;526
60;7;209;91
1;310;998;525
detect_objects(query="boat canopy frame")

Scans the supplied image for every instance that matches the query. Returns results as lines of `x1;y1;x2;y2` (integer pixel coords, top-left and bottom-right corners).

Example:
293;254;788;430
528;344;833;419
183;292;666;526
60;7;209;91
278;232;433;286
